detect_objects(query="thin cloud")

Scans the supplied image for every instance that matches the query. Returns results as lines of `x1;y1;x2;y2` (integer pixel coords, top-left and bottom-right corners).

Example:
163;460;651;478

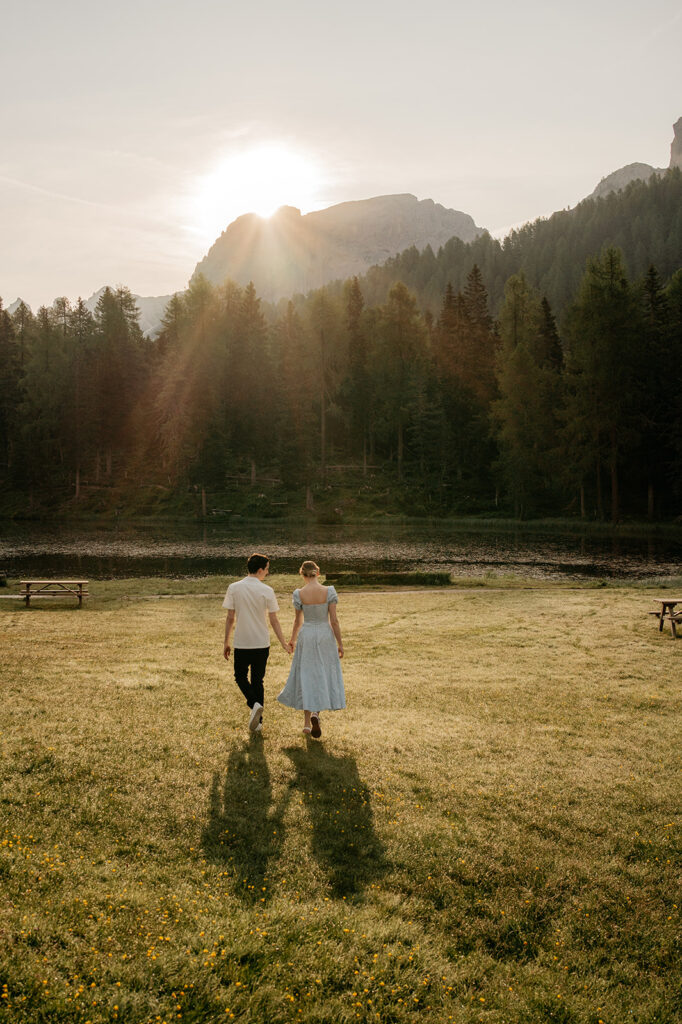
0;172;187;238
0;173;108;210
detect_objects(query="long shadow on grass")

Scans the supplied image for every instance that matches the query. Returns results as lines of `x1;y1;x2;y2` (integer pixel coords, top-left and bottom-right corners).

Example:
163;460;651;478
202;736;287;904
284;743;388;897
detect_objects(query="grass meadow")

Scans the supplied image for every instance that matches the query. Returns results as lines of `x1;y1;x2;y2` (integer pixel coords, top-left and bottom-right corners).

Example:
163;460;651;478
0;576;680;1023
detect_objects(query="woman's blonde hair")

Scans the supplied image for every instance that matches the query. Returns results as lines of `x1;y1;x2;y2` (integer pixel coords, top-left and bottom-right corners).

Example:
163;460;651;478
299;560;320;578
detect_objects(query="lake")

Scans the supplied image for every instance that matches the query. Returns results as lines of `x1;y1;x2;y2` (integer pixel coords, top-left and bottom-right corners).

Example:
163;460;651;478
1;519;681;583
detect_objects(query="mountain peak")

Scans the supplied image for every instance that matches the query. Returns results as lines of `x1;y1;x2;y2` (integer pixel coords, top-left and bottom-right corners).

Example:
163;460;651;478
590;161;662;199
271;205;302;219
192;193;483;300
588;116;681;200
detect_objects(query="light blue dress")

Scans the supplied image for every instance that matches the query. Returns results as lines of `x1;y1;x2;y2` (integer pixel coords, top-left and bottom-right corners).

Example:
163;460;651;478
277;586;346;712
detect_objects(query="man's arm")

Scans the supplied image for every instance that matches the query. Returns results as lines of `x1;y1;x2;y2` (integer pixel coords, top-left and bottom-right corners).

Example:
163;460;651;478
269;612;293;653
224;610;235;659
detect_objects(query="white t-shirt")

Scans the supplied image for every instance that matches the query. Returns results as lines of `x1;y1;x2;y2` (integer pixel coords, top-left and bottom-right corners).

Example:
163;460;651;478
223;576;279;649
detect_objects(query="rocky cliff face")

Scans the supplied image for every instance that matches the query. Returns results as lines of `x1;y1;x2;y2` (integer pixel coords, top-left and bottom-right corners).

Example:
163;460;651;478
589;117;682;200
191;194;482;300
670;117;682;169
590;161;661;199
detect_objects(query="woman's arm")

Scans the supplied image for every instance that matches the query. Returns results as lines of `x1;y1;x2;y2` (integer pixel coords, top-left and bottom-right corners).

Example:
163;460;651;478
290;608;304;646
329;604;344;658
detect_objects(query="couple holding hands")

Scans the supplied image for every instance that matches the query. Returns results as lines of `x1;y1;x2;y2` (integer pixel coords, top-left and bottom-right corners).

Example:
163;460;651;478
223;553;345;738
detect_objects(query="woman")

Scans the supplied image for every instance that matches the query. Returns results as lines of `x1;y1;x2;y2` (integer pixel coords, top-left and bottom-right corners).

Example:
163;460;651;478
277;560;345;737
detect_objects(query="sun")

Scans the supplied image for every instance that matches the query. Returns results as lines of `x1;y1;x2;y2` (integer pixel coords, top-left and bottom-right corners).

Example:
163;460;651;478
191;142;327;241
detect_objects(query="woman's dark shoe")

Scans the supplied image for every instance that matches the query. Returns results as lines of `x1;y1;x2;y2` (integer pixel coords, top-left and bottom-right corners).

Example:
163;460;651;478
310;713;321;738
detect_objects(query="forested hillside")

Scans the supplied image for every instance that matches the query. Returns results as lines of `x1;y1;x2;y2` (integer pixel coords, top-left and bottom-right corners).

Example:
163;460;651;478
345;168;682;321
1;171;681;521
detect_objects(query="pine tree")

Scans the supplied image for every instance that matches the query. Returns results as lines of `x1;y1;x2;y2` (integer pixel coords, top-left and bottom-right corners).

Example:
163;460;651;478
92;286;146;480
154;292;186;361
65;298;96;498
341;277;372;471
307;289;346;480
154;277;221;482
0;301;21;480
406;365;448;503
563;248;641;521
454;265;497;403
10;300;33;371
20;304;71;486
637;266;672;516
537;297;563;370
492;274;563;516
272;301;315;493
434;283;468;381
375;282;428;482
664;269;682;504
232;281;272;479
433;283;493;493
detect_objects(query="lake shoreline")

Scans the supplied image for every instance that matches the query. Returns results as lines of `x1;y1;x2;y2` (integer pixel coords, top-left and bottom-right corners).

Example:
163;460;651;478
1;517;680;585
2;511;682;535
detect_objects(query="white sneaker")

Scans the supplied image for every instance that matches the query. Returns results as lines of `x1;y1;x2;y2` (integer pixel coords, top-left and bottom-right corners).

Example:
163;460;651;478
249;702;263;732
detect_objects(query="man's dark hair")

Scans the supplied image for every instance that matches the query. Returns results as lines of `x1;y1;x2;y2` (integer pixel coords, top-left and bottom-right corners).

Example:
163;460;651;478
247;553;270;574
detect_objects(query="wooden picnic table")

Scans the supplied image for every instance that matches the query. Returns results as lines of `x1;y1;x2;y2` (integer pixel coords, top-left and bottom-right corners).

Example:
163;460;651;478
650;597;682;637
20;580;89;608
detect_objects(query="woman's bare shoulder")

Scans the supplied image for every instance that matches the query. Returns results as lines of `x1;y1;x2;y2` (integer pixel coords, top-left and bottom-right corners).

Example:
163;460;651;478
298;582;328;606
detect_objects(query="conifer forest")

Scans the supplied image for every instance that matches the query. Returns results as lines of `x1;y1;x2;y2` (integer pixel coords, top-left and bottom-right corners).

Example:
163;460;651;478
2;171;682;521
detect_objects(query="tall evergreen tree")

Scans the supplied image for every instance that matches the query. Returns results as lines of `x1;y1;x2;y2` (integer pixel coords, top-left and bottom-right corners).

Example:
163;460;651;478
342;277;370;470
231;281;272;478
154;292;186;361
92;286;146;479
563;247;641;521
537;297;563;370
375;282;428;481
307;289;346;479
664;268;682;502
64;298;96;497
273;301;315;492
154;277;222;482
435;265;498;404
0;301;21;480
637;266;672;516
492;274;563;516
20;304;71;485
433;274;498;500
10;300;33;371
406;364;449;501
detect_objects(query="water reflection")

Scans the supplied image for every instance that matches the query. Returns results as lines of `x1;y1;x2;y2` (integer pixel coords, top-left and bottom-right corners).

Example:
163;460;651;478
0;519;680;582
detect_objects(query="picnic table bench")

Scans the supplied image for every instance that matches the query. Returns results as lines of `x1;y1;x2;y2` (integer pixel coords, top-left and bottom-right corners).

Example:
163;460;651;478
649;597;682;638
20;580;89;608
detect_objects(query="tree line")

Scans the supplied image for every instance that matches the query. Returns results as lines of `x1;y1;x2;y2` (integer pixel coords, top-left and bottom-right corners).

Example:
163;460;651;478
1;242;681;520
346;168;682;318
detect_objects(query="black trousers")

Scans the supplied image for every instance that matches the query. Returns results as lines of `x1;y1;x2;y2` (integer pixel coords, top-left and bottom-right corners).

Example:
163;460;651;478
233;647;270;709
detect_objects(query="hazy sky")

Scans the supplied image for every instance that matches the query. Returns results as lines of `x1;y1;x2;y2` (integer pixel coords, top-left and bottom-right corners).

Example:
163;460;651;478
2;0;681;309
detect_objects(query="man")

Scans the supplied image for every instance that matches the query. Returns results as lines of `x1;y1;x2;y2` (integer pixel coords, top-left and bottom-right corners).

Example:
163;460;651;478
223;553;292;733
